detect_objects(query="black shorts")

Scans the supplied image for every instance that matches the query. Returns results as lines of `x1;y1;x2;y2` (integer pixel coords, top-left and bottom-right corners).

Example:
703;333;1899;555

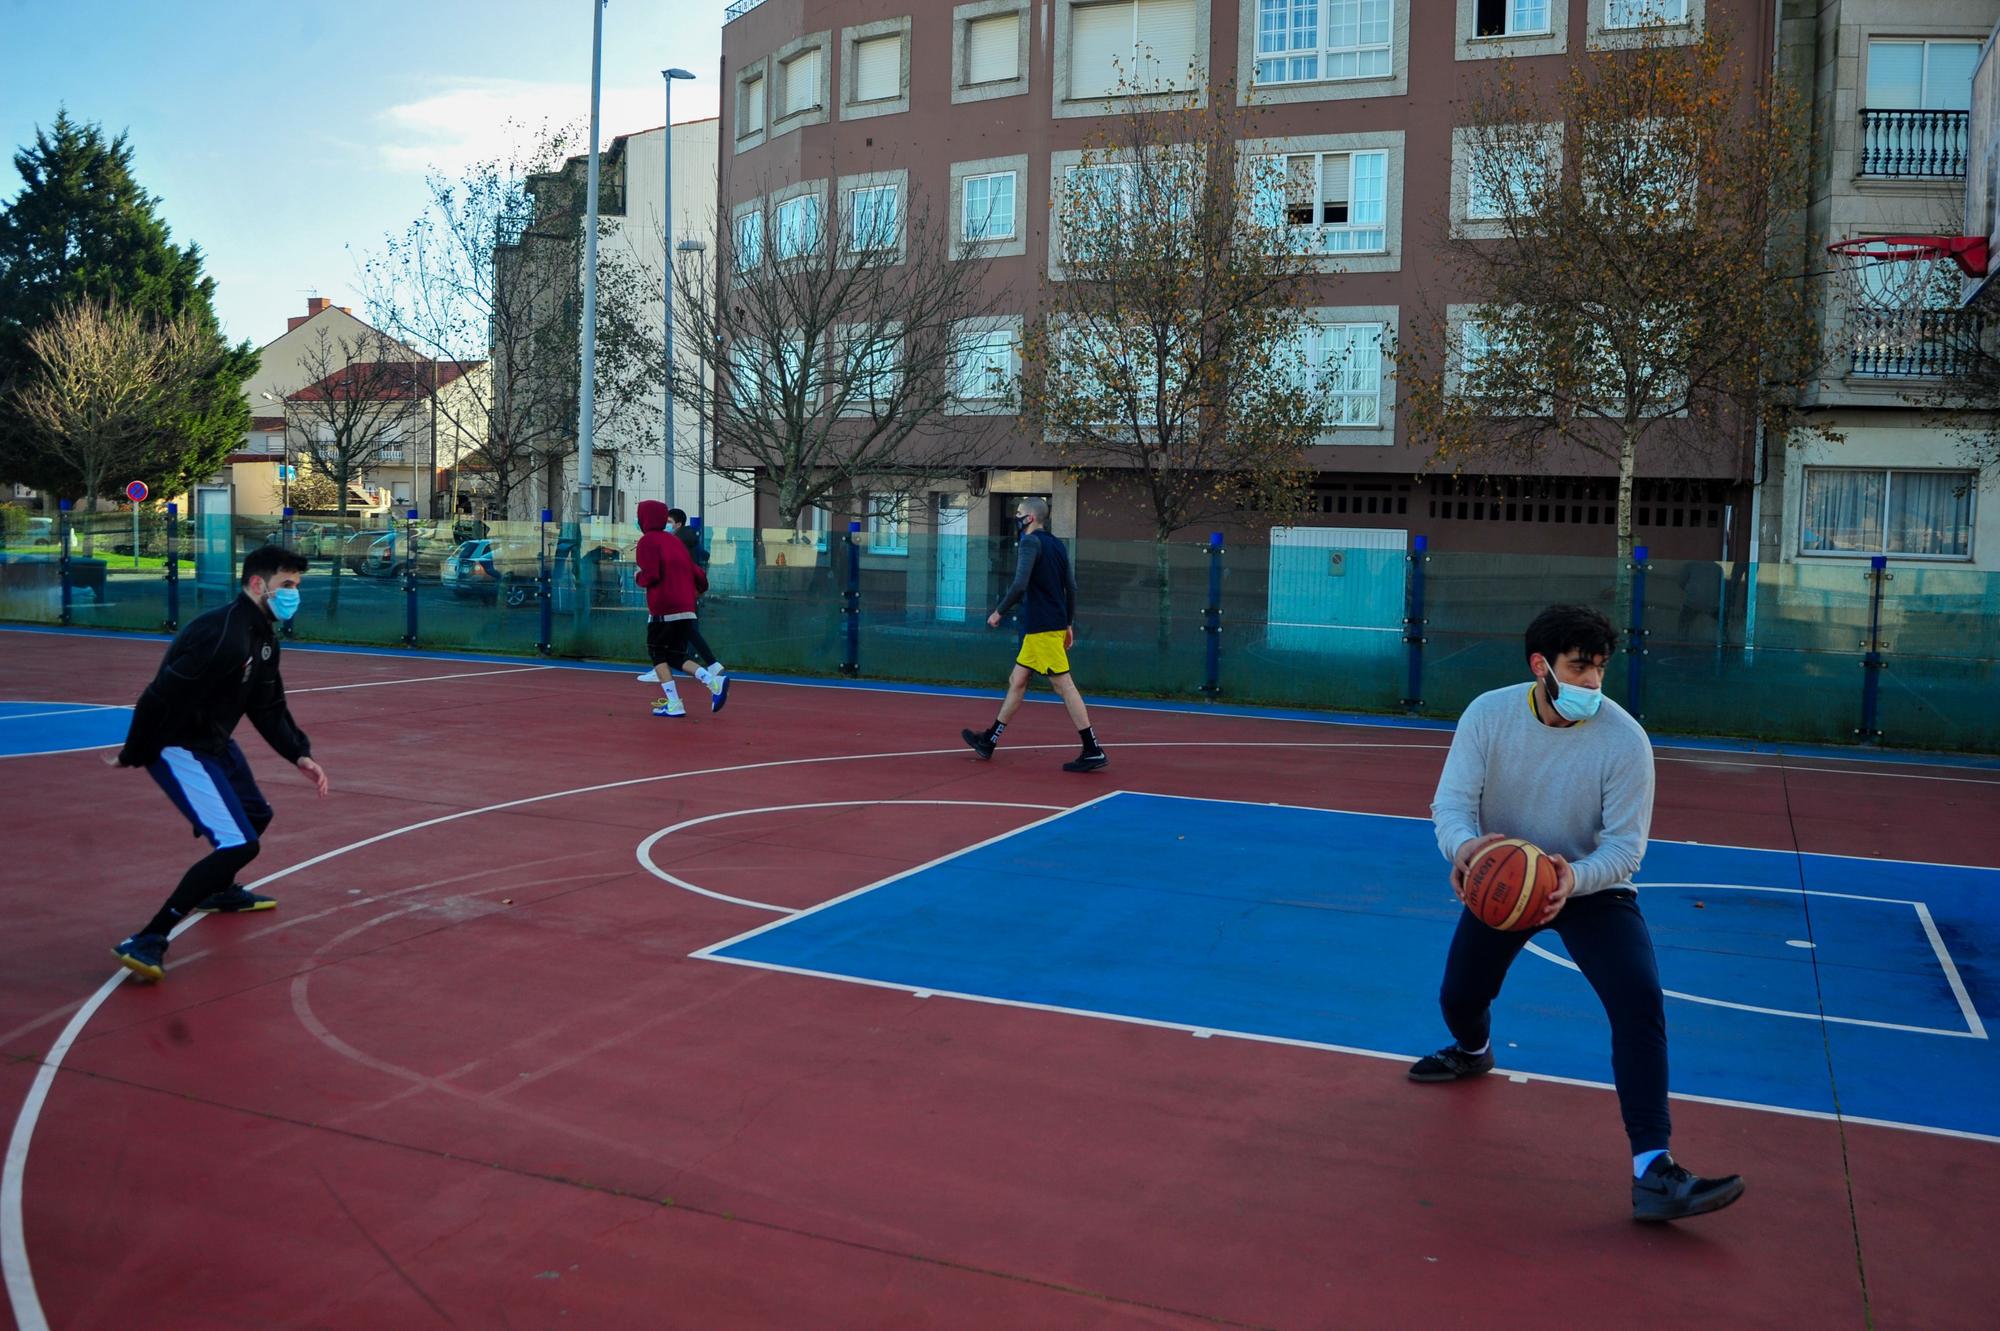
647;618;695;664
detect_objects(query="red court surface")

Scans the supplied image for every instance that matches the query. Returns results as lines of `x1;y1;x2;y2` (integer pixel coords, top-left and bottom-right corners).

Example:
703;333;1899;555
3;628;1996;1330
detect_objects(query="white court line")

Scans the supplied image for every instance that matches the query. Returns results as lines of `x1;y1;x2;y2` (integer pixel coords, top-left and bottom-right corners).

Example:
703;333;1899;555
636;800;1067;914
288;665;554;694
0;704;122;723
6;741;1997;1329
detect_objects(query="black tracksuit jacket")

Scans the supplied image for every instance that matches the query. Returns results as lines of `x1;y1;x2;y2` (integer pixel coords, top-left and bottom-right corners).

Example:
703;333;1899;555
117;594;312;768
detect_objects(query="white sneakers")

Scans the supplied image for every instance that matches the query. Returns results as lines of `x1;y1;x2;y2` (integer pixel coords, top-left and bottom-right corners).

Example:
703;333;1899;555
651;695;686;718
636;668;660;683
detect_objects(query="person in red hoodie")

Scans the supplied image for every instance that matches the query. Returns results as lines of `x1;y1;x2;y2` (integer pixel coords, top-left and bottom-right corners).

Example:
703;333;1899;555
634;499;729;717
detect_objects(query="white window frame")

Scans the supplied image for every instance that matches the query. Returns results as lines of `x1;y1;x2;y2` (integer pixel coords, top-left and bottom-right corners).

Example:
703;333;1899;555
866;493;910;555
1587;0;1700;49
954;328;1019;403
1474;0;1551;37
963;171;1018;241
1054;0;1212;118
1253;149;1390;255
1864;38;1982;111
739;71;767;137
843;330;901;406
1604;0;1686;28
1464;135;1554;221
1799;467;1976;561
775;194;823;261
779;48;823;118
734;209;765;272
1254;0;1394;86
1299;322;1386;427
848;184;900;253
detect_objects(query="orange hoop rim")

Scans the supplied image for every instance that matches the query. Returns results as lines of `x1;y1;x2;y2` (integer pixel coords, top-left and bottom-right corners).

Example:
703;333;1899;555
1827;234;1989;278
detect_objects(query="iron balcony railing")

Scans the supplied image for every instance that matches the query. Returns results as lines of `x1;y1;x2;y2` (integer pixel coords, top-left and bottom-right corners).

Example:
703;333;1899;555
724;0;767;21
1859;108;1970;178
1848;308;1985;379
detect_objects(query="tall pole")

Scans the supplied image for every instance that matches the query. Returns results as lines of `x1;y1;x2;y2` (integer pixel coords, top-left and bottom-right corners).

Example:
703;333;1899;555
677;237;709;526
662;68;695;510
576;0;607;526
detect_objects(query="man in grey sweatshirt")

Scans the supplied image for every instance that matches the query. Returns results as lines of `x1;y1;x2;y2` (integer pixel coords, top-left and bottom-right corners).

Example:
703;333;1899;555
1411;604;1745;1223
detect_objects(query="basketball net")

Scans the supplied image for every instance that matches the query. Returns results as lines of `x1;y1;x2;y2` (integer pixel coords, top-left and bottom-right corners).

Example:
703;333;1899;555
1825;235;1985;359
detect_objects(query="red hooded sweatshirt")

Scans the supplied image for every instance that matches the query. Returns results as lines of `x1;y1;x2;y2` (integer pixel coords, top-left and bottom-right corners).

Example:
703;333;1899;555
635;499;705;617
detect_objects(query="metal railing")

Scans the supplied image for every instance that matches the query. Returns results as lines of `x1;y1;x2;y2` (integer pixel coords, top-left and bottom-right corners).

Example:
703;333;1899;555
724;0;768;21
1859;108;1970;178
1848;309;1985;378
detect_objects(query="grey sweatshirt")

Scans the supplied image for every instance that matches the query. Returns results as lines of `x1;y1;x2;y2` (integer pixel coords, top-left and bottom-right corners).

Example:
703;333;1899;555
1430;682;1657;898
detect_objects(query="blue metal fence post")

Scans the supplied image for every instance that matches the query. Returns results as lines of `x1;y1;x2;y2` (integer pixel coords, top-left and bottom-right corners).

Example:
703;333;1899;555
1858;554;1888;743
402;508;419;647
1200;532;1224;697
537;508;554;655
281;505;295;550
1627;544;1649;717
164;501;180;629
57;499;72;626
840;520;861;676
1401;534;1428;712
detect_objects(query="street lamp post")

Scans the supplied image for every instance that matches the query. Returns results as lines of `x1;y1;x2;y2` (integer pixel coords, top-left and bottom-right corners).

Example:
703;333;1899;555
577;0;608;530
663;67;696;510
676;237;708;526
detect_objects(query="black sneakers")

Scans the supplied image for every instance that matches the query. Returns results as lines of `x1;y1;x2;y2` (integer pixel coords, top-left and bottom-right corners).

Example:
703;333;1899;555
961;728;996;759
1632;1154;1746;1222
1063;750;1108;772
1406;1044;1496;1082
196;886;277;913
112;933;169;981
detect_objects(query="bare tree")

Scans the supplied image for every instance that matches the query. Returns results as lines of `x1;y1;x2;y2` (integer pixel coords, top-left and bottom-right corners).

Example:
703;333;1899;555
673;179;1012;542
362;122;661;520
1017;80;1340;551
15;300;215;549
277;324;430;516
1397;22;1820;575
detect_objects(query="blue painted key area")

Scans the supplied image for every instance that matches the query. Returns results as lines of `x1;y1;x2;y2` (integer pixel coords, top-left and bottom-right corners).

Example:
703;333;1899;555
0;701;131;758
707;792;1999;1137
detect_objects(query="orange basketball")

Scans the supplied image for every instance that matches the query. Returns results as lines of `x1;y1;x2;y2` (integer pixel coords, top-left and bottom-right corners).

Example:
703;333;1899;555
1462;839;1559;932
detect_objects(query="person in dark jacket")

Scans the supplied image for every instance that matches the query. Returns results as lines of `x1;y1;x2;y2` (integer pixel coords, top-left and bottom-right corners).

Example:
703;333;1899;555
962;497;1106;771
634;499;727;717
110;545;329;981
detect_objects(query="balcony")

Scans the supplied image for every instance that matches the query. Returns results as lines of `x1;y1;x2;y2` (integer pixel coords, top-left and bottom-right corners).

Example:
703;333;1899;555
723;0;767;21
1859;108;1969;179
1847;309;1984;379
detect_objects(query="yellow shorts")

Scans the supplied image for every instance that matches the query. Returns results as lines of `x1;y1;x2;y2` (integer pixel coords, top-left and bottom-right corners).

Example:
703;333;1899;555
1016;629;1071;676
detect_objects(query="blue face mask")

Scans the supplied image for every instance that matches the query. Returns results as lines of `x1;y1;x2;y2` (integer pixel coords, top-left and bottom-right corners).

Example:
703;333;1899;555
268;587;301;621
1546;674;1602;722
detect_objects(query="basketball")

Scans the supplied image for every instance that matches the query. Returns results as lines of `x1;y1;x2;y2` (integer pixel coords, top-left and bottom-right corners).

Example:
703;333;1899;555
1462;839;1559;931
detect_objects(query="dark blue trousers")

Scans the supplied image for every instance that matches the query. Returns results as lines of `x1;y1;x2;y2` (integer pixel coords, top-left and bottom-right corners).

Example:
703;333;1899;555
137;741;273;937
1438;888;1672;1154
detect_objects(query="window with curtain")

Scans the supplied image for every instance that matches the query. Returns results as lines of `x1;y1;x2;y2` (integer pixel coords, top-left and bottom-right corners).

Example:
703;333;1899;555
848;185;899;252
1070;0;1199;98
1866;39;1980;110
1605;0;1688;28
867;494;909;554
734;211;764;271
854;35;902;102
1254;0;1392;84
1299;323;1384;426
1252;150;1388;253
1801;468;1975;558
963;171;1017;240
775;194;822;260
966;13;1021;84
954;329;1018;400
780;49;821;116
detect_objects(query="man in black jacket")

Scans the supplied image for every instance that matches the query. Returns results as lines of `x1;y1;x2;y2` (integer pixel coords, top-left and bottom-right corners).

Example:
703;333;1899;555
961;497;1106;772
111;545;329;981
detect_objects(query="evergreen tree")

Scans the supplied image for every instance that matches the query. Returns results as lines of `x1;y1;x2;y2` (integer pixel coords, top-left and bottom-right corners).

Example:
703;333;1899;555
0;110;255;502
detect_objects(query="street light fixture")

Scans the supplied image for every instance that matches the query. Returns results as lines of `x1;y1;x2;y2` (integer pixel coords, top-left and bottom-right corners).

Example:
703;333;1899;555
676;237;709;526
663;67;696;510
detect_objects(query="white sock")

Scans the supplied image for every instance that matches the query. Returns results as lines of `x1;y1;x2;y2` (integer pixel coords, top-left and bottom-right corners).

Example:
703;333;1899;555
1461;1039;1490;1056
709;660;725;676
662;681;681;703
1633;1149;1668;1179
694;665;713;685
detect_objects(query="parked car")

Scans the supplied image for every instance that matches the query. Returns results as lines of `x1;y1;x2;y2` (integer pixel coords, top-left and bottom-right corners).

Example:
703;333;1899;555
442;539;540;607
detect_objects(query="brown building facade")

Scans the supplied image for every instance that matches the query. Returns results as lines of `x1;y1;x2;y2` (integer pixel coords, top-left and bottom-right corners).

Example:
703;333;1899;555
718;0;1772;558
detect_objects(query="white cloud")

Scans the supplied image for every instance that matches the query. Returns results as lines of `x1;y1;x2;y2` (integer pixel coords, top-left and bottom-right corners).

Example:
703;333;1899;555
376;79;670;176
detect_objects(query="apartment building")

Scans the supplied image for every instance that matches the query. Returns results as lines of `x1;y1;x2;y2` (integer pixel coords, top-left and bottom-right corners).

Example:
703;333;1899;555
718;0;1778;556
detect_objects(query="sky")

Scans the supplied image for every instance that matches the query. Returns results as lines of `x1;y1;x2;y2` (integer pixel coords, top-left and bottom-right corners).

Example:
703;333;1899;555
0;0;723;347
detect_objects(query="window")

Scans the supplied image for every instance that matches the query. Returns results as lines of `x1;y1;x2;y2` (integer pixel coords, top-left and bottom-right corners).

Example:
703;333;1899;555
1801;469;1974;560
1255;0;1392;85
779;337;820;402
954;329;1018;400
1299;323;1384;426
775;194;822;260
1475;0;1549;37
849;184;899;251
1465;139;1550;220
1586;123;1691;216
854;35;902;102
780;49;821;117
739;73;766;135
963;171;1017;240
1456;318;1517;394
845;333;900;402
867;494;909;554
967;13;1021;84
728;339;768;408
734;210;764;271
1867;39;1980;110
1070;0;1200;98
1605;0;1686;27
1253;150;1388;253
798;504;830;551
378;421;405;463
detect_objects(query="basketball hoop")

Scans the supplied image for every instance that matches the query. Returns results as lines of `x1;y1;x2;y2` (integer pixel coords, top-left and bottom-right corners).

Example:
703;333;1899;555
1827;234;1989;357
